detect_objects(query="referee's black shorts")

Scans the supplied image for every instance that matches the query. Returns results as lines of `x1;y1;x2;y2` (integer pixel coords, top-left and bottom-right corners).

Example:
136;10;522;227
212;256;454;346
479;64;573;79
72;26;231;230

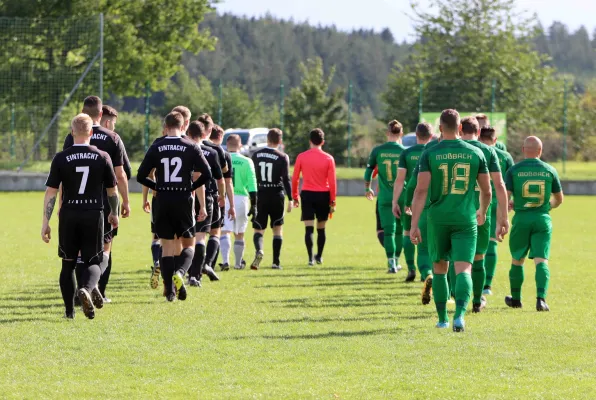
300;190;331;222
59;208;104;264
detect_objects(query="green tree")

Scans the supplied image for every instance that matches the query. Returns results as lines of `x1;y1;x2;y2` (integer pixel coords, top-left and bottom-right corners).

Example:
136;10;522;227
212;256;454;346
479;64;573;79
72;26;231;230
382;0;569;136
284;58;347;162
0;0;213;158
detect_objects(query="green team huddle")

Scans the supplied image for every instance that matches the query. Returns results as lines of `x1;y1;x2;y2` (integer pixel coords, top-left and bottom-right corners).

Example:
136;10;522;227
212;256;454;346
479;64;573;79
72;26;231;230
364;110;564;332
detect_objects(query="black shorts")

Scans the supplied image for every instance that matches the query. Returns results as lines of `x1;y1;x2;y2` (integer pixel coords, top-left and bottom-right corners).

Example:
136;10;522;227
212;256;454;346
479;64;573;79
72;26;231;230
150;196;158;240
196;194;216;233
300;190;330;222
209;196;223;230
154;194;195;240
375;199;382;232
253;191;285;230
102;197;118;243
215;205;225;229
59;208;104;264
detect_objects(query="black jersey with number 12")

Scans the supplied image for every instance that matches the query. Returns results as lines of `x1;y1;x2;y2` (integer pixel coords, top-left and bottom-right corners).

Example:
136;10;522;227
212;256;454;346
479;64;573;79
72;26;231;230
46;145;117;210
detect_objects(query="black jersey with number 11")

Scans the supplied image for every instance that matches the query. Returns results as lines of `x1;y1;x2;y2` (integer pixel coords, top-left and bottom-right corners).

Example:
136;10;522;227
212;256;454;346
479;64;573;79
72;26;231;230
46;144;117;210
252;147;292;200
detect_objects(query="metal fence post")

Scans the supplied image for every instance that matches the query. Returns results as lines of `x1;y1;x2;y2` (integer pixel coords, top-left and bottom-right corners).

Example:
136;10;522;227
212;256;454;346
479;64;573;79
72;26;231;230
280;80;284;131
347;81;353;168
218;79;223;126
10;103;15;159
418;79;423;121
490;79;496;121
144;81;150;152
562;80;568;175
99;13;104;99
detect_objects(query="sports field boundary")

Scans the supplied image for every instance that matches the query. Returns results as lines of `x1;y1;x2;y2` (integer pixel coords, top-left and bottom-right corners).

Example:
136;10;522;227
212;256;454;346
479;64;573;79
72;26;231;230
1;171;595;195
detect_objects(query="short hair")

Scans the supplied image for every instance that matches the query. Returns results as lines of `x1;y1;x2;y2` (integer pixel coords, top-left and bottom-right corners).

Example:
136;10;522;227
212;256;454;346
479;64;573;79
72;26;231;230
461;116;479;134
476;113;489;128
71;113;93;136
197;113;214;132
309;128;324;145
388;120;403;135
171;106;191;122
267;128;283;145
101;105;118;119
164;112;184;129
82;96;102;119
440;109;460;132
415;122;432;140
187;120;205;140
210;124;224;141
480;126;497;142
226;134;241;147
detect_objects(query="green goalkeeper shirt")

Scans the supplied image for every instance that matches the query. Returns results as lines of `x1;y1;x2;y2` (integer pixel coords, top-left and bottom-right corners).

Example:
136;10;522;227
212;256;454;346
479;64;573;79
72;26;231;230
230;152;257;197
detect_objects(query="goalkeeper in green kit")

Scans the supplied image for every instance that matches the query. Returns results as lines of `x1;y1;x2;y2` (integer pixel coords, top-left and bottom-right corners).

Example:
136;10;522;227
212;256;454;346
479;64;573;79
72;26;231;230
364;120;406;273
410;109;500;332
505;136;563;312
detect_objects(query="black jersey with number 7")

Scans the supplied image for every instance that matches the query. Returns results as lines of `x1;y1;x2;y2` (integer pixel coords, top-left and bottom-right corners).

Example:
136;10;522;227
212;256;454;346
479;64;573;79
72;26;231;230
46;144;117;210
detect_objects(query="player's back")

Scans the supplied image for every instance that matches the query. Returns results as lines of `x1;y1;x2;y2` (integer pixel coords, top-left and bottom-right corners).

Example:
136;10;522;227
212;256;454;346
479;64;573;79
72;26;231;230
49;145;114;210
252;147;289;192
401;144;425;182
64;126;124;170
231;152;255;196
506;158;561;214
420;139;487;226
199;144;223;196
142;136;204;197
203;140;230;176
370;142;405;203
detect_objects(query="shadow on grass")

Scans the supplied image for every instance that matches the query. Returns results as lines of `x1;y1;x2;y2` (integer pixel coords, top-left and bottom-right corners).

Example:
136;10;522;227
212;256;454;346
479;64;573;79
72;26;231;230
255;279;400;289
227;327;399;340
0;316;61;324
260;315;389;324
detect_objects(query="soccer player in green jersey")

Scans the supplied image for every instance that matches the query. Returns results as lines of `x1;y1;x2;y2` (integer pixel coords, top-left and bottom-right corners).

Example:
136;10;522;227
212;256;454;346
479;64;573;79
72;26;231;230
364;120;406;273
504;136;563;312
221;134;258;270
479;126;514;295
410;109;492;332
392;122;433;282
476;113;507;152
460;117;510;313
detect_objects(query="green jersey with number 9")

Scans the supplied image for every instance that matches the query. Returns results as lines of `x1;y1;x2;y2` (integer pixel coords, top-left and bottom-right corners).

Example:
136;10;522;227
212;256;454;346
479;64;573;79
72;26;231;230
505;158;561;214
364;142;405;205
419;139;488;226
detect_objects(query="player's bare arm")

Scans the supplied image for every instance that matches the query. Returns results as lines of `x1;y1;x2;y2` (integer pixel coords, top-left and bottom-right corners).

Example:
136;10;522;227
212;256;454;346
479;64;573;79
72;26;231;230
142;168;156;213
217;178;226;208
392;168;407;217
410;171;430;245
106;186;120;229
225;177;236;220
551;191;564;209
476;172;492;227
41;187;59;243
114;165;130;218
490;172;510;240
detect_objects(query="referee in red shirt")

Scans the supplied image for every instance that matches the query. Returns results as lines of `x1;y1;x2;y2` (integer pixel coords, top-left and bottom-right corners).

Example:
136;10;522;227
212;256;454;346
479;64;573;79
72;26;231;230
291;128;337;266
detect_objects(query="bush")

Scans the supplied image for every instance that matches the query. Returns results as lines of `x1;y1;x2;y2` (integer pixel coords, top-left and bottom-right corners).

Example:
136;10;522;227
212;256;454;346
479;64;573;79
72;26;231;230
115;112;163;160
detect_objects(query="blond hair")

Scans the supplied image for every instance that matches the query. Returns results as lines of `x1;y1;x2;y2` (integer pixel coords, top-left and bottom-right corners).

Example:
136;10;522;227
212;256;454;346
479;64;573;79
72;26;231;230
71;113;93;137
172;106;191;123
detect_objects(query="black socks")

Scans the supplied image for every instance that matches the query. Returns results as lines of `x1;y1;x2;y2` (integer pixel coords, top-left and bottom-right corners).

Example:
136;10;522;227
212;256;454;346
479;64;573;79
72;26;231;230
305;226;314;261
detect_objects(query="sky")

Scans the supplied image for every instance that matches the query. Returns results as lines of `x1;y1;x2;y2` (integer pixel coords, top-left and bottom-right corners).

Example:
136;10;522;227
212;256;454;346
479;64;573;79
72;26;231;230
215;0;596;42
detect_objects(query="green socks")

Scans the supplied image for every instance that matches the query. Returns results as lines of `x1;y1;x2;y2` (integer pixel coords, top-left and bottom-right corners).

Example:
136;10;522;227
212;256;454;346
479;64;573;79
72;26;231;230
448;261;456;298
394;232;403;259
417;248;432;281
509;265;524;301
403;235;416;271
433;273;449;323
383;232;396;259
535;262;550;299
472;259;486;304
484;241;497;287
454;272;472;319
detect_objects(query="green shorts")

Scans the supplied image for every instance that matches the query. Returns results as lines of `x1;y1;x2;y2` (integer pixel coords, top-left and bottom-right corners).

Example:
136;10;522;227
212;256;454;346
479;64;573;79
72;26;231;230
509;212;552;261
378;202;402;236
428;221;477;264
476;218;490;255
399;198;412;232
490;199;498;240
418;208;428;252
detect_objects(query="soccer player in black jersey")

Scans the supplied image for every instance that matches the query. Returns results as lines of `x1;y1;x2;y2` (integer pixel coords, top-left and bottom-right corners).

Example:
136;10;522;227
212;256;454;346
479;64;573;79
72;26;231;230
250;128;293;270
186;120;225;286
137;112;211;302
43;114;120;319
63;96;131;302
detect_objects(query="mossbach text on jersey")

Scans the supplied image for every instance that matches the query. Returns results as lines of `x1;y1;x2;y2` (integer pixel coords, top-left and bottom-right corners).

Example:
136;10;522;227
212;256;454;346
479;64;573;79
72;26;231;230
434;153;473;161
256;152;279;160
517;171;550;177
158;145;187;153
379;153;400;158
66;153;99;162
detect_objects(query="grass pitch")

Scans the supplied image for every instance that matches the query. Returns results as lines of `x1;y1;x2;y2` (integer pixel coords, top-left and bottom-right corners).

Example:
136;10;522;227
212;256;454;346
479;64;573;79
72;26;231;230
0;193;595;399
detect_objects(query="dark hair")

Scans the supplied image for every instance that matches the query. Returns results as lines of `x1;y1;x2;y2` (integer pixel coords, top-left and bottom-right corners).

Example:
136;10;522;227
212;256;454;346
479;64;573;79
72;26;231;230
440;109;460;131
197;113;214;132
461;116;479;134
187;120;205;139
164;112;184;129
226;134;241;147
171;106;191;122
309;128;324;145
82;96;102;119
388;120;403;135
210;124;224;141
267;128;283;145
480;126;497;142
415;122;432;140
102;105;118;118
